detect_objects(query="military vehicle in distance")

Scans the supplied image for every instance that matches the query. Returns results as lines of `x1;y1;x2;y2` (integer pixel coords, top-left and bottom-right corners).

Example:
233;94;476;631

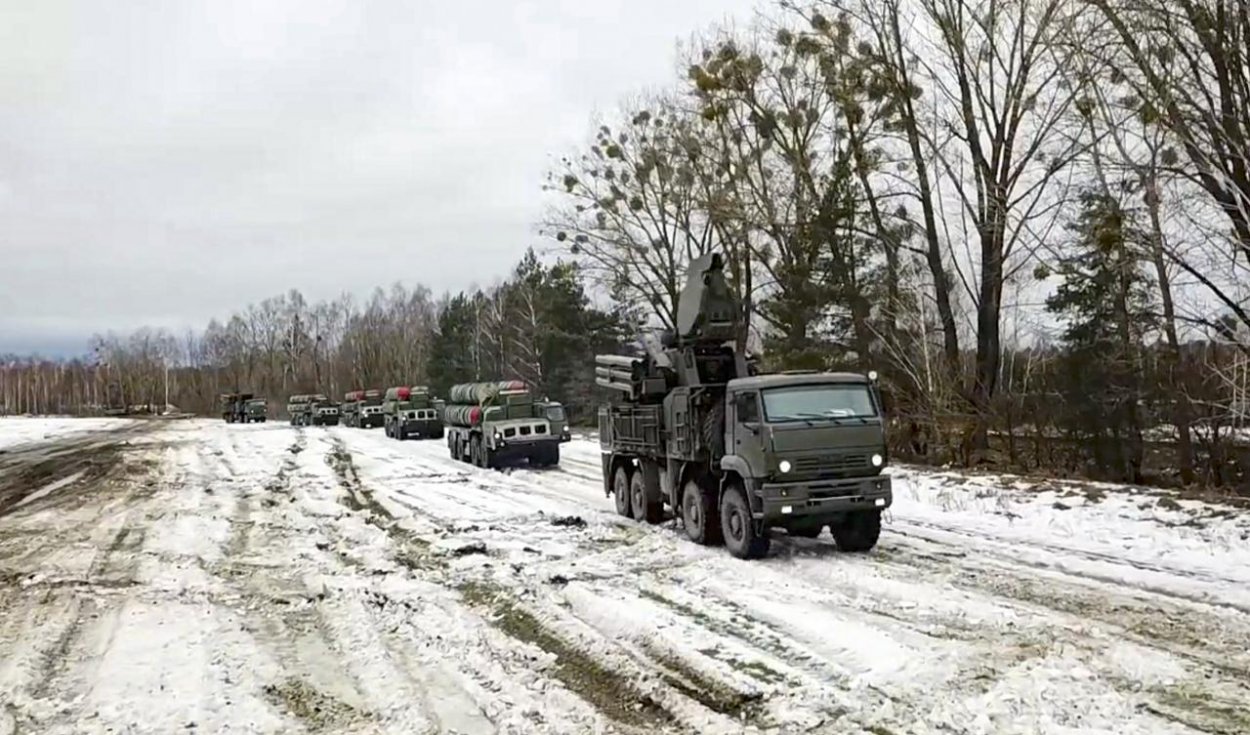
596;252;892;559
287;393;340;426
536;400;571;442
444;381;560;468
221;393;267;423
220;392;253;423
243;397;268;423
382;386;444;440
343;389;384;428
287;394;310;425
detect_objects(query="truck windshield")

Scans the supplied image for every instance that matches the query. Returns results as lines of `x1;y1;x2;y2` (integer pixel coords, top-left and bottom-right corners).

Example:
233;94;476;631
545;407;565;421
761;384;877;422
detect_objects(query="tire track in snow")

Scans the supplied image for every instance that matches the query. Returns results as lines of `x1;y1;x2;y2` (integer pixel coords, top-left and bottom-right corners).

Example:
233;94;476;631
334;431;1250;734
320;431;752;733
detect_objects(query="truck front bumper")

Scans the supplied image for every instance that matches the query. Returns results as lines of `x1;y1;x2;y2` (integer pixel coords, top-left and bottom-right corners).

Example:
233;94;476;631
360;415;384;429
754;474;892;521
400;420;442;438
490;438;557;461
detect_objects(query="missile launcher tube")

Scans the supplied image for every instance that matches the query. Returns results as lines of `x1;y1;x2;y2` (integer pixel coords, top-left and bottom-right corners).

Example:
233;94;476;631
447;381;527;405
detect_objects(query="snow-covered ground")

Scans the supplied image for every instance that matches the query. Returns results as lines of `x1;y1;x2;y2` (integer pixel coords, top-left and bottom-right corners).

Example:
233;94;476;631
0;417;136;451
1;418;1247;734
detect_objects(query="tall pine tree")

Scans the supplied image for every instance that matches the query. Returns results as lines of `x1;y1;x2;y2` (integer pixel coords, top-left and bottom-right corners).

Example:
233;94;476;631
1046;190;1156;482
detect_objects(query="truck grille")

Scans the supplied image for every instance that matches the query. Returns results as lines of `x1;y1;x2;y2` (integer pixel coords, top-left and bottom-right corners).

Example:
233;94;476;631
792;454;869;475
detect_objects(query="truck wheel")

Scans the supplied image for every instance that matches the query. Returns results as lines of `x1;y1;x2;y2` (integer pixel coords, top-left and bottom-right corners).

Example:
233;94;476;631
630;472;662;524
721;483;769;559
830;510;882;552
681;479;721;545
612;466;632;517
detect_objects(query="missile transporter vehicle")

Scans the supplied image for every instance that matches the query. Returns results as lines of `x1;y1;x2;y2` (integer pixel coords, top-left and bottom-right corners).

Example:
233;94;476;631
444;381;561;468
596;252;892;559
343;389;384;428
382;386;444;440
288;394;340;426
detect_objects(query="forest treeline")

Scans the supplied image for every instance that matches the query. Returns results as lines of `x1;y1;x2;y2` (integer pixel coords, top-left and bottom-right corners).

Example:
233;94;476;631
3;0;1249;492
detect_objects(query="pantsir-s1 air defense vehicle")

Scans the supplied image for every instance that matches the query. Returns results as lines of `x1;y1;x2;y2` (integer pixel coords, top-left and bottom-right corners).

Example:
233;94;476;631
444;381;560;468
382;386;443;440
597;253;892;559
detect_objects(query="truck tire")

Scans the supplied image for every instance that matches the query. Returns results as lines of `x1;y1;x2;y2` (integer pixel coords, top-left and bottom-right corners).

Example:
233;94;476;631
721;483;769;559
630;472;662;524
830;510;881;552
681;479;721;545
612;465;632;517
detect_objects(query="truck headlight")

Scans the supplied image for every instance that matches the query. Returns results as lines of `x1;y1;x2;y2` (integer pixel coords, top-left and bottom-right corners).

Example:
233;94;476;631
779;460;792;473
871;453;883;467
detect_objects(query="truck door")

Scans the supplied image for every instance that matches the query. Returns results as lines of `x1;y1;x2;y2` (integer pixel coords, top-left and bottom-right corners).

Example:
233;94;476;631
730;391;765;475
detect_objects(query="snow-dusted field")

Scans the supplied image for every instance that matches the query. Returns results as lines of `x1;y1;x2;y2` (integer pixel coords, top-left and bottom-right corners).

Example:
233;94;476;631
1;418;1247;734
0;417;136;451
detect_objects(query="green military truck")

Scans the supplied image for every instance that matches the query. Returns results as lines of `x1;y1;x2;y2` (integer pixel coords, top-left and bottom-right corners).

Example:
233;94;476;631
222;393;268;423
536;400;571;442
221;392;252;423
444;381;561;468
243;397;268;422
288;393;340;426
343;389;384;428
382;386;444;440
596;252;892;559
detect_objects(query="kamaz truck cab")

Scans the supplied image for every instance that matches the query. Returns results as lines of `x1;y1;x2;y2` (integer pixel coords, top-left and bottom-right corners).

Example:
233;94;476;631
244;398;268;423
720;373;890;539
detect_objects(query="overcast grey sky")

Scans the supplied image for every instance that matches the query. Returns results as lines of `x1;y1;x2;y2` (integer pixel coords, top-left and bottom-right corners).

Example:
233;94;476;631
0;0;761;357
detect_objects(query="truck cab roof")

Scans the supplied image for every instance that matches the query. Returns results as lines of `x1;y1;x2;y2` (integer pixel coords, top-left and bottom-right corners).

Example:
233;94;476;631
727;372;870;391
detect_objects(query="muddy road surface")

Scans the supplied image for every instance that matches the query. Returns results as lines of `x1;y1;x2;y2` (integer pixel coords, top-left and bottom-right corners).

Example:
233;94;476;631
1;418;1247;734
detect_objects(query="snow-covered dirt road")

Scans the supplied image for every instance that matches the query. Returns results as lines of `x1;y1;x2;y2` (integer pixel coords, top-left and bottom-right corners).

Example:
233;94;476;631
1;418;1247;734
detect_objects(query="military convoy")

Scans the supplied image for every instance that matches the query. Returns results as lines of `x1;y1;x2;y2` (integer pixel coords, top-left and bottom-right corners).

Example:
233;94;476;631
595;253;892;559
342;389;385;428
443;381;561;468
287;394;341;426
220;393;268;423
382;386;444;440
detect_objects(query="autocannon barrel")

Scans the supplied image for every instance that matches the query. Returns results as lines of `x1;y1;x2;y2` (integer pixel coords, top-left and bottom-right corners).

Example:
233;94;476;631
594;354;642;369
